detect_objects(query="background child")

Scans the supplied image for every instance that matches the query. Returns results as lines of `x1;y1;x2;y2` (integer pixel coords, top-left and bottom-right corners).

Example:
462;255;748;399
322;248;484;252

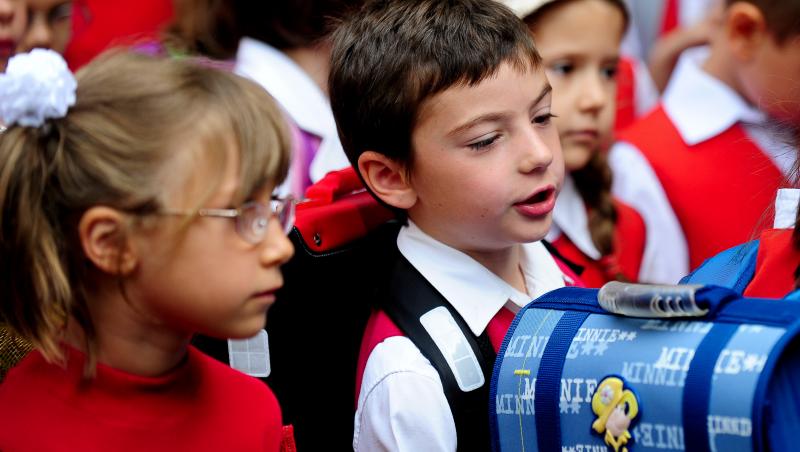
0;49;294;450
507;0;673;286
15;0;71;54
329;0;577;449
609;0;799;275
233;0;359;198
0;0;25;72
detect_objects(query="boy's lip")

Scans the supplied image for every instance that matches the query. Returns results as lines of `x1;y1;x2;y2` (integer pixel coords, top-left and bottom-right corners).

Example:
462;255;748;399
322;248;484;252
513;185;556;217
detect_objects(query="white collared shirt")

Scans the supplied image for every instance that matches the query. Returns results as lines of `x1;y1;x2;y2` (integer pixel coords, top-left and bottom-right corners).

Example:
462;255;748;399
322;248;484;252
234;38;351;195
609;46;797;283
546;175;603;261
353;222;567;452
775;189;799;229
547;174;683;283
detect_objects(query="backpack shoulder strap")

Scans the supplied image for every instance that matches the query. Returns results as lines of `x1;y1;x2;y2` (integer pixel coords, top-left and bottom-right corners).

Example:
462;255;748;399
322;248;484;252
379;254;496;451
679;240;759;293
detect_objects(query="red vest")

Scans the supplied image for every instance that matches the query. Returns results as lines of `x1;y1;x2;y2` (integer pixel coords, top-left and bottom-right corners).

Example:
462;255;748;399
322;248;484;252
744;228;800;298
614;57;637;133
618;107;783;270
552;199;646;287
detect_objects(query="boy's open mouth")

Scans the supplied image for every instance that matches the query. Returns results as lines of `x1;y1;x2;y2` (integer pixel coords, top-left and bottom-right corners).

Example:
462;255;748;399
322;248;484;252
513;186;556;217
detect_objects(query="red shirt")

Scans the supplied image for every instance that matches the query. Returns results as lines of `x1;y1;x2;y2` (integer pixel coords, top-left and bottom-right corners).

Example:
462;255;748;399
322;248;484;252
0;345;283;451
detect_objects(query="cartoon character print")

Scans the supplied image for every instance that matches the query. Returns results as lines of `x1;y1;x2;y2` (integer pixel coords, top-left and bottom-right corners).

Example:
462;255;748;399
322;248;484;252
591;376;640;452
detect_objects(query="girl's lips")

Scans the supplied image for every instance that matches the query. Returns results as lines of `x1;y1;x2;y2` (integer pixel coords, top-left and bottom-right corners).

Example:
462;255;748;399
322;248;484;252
513;186;556;218
251;289;278;304
0;41;14;60
564;129;600;144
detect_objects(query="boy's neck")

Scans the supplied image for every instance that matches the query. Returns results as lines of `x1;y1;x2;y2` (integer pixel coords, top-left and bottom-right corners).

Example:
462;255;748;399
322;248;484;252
462;244;528;295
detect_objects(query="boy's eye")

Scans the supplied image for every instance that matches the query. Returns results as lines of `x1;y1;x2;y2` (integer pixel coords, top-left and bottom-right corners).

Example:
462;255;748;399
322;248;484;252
533;113;555;126
467;135;499;150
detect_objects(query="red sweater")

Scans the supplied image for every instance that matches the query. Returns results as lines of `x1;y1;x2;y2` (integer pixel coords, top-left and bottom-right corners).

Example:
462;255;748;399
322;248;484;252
0;345;283;451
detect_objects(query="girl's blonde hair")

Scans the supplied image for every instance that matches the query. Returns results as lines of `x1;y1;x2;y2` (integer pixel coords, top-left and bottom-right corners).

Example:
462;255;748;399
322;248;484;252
0;51;291;365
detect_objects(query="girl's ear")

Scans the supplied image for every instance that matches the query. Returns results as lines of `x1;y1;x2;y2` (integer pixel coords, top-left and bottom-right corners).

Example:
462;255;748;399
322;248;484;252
78;207;138;275
357;151;418;210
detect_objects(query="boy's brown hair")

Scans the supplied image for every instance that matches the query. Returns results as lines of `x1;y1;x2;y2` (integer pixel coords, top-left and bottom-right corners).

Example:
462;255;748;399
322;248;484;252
728;0;800;43
329;0;542;172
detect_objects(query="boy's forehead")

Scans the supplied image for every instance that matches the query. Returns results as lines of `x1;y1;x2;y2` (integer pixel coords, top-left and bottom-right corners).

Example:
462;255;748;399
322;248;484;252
415;62;548;127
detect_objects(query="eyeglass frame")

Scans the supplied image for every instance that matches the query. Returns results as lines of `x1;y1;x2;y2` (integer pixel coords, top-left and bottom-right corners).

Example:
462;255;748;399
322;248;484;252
158;195;296;245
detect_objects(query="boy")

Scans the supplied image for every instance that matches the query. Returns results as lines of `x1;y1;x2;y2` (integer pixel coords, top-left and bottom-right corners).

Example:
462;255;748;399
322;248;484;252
609;0;800;273
328;0;575;450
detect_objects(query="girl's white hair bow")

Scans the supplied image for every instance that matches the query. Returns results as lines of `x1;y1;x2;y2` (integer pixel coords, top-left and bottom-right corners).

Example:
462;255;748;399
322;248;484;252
0;49;77;128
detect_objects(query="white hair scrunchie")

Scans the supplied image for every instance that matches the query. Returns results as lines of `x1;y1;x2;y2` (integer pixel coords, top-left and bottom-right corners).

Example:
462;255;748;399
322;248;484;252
0;49;77;128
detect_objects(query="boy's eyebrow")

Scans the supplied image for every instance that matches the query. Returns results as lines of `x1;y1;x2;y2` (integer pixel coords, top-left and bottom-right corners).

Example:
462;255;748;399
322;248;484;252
447;84;553;137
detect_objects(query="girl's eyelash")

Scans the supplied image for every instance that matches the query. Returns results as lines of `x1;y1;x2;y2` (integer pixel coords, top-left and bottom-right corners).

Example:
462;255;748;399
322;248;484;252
468;135;499;150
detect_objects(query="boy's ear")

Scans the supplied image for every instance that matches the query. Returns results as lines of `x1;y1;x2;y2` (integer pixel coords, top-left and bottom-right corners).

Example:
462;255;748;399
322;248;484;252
357;151;417;210
725;2;768;61
78;207;138;276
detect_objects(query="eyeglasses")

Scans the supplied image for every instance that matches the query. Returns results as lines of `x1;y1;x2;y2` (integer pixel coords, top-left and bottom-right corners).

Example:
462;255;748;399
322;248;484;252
159;195;296;245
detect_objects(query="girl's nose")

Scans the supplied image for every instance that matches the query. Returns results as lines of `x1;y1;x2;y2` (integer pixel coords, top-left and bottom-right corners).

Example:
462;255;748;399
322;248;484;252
259;217;295;267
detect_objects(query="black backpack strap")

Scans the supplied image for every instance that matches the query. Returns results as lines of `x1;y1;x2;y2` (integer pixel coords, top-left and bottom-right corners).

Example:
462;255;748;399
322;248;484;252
379;254;496;452
541;239;584;276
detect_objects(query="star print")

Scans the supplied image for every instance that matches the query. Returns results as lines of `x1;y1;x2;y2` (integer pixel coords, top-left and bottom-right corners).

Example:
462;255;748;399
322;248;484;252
594;342;608;356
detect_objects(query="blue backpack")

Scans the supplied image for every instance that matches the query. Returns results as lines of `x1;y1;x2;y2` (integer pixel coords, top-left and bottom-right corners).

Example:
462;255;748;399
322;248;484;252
490;283;800;452
680;241;760;293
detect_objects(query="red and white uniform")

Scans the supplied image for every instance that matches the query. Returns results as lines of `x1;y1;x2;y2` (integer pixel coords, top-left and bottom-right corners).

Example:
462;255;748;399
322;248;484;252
609;46;796;275
353;221;575;452
744;189;800;299
546;175;647;286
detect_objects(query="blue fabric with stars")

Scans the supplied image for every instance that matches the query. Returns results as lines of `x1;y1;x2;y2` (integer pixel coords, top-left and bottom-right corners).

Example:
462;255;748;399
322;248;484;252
489;285;800;452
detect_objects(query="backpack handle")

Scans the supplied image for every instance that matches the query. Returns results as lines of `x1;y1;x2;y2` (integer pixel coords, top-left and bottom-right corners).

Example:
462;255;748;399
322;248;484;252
598;282;725;318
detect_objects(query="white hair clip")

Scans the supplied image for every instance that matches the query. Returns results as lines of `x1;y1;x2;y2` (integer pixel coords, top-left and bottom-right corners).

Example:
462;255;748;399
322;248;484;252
0;49;77;128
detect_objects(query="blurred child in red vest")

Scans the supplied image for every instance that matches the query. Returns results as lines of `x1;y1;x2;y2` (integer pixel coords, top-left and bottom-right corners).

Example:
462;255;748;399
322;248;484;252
506;0;673;287
609;0;799;275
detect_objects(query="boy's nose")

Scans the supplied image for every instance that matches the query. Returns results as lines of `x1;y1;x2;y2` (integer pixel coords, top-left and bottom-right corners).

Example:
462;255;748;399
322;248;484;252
259;218;295;267
518;127;555;173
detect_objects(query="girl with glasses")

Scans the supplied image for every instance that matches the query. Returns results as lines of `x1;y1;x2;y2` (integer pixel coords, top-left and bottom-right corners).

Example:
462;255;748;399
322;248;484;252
0;49;295;451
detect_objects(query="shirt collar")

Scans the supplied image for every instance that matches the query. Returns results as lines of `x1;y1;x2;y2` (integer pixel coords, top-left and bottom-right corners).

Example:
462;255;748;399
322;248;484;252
547;175;602;260
775;188;800;229
397;221;566;336
663;46;768;146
